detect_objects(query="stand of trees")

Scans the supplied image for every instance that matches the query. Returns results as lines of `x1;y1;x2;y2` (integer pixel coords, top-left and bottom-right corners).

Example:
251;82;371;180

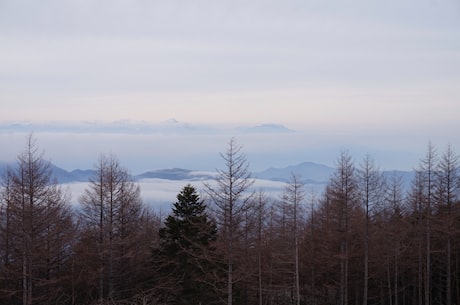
1;136;460;305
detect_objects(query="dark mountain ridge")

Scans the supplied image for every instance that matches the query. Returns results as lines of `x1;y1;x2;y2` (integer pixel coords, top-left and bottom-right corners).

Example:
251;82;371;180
0;160;414;192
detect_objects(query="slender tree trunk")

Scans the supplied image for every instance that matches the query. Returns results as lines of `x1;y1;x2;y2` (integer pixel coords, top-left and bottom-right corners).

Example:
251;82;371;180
340;238;349;305
380;279;385;305
228;263;233;305
258;250;262;305
358;155;384;305
22;249;28;305
363;208;369;305
363;172;369;305
340;247;345;305
425;218;430;305
310;199;315;301
293;184;300;305
99;176;104;302
257;195;264;305
418;230;423;305
422;142;435;305
22;193;32;305
295;235;300;305
22;200;27;305
394;248;399;305
228;191;234;305
345;238;348;305
446;237;451;305
387;257;393;305
456;254;460;305
108;188;114;299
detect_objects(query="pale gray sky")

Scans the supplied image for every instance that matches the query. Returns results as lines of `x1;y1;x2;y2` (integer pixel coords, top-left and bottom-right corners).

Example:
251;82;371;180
1;0;459;171
1;0;459;126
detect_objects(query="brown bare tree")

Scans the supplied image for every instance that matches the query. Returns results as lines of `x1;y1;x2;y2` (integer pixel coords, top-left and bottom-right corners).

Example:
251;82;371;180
0;135;75;305
419;142;437;305
328;150;359;305
280;174;305;305
434;144;458;305
79;154;144;302
357;154;385;305
205;138;254;305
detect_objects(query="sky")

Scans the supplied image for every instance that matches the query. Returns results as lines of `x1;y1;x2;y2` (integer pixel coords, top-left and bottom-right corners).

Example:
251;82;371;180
1;0;460;172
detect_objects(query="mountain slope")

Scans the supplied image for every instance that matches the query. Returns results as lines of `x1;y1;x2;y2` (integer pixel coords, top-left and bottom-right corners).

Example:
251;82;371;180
254;161;335;184
135;168;216;181
1;160;415;191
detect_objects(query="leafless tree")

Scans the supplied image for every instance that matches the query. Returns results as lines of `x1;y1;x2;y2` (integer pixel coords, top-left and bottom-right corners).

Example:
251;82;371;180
419;142;437;305
357;154;385;305
434;144;458;305
328;150;359;305
204;138;254;305
382;172;407;305
408;169;427;305
0;135;74;305
79;154;144;302
280;174;304;305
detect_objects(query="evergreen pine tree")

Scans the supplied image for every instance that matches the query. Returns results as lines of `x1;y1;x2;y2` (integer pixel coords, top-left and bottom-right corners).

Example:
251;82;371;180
155;184;218;305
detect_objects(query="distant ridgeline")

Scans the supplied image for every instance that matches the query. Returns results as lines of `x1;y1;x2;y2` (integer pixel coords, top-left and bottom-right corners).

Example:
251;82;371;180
0;160;414;190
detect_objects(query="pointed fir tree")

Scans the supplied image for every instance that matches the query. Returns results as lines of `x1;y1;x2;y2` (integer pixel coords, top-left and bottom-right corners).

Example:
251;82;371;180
154;184;218;305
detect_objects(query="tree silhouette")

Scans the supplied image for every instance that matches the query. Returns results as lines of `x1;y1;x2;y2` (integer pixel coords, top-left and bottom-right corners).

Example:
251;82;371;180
79;154;144;302
154;184;218;305
205;138;254;305
0;135;74;305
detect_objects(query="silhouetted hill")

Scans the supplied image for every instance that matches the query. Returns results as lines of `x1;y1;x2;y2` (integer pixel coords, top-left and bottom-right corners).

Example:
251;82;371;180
237;123;295;134
135;168;216;181
254;161;335;184
0;160;414;191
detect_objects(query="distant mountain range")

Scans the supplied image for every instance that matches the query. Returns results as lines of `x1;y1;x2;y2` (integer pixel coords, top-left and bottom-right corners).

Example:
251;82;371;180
0;160;414;191
0;163;215;184
255;161;335;184
237;124;295;134
0;120;296;135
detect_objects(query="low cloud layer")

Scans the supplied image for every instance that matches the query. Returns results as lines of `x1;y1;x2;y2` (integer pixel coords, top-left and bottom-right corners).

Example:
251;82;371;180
0;120;440;174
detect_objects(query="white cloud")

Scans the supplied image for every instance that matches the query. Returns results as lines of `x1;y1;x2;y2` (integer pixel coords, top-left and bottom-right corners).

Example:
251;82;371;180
63;176;291;213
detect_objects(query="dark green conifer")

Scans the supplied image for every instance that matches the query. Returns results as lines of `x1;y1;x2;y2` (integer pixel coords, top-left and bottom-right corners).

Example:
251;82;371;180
154;184;218;305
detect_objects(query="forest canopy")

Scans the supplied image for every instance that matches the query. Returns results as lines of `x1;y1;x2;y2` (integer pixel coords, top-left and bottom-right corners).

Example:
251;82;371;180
1;136;459;305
